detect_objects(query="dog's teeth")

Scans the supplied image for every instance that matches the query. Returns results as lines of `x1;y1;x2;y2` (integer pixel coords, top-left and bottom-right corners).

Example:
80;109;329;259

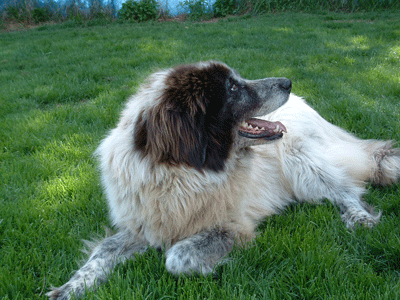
274;125;281;133
248;124;253;129
255;126;260;131
261;127;265;130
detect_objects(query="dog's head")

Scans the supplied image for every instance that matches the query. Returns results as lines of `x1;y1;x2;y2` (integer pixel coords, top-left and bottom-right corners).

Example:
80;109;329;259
134;61;291;172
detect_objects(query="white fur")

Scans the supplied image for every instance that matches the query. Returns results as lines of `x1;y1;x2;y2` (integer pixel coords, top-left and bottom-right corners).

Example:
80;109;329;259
96;91;396;249
48;62;400;300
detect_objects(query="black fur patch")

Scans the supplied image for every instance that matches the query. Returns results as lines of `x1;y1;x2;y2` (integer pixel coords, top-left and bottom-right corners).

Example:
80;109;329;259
134;62;240;172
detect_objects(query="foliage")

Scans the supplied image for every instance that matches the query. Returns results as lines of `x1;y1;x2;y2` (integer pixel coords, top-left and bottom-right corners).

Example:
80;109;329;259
210;0;400;16
1;0;118;25
32;6;53;23
212;0;238;17
119;0;158;22
178;0;400;20
5;3;30;23
0;0;400;25
179;0;213;19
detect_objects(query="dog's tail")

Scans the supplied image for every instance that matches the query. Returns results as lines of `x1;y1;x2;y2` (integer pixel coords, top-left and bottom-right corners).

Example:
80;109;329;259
369;140;400;186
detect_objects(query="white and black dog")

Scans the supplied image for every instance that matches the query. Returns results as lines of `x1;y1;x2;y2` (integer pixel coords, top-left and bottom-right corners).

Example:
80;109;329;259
48;61;400;299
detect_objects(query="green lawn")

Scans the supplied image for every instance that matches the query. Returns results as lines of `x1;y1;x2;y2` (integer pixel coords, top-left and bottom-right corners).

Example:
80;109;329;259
1;12;400;299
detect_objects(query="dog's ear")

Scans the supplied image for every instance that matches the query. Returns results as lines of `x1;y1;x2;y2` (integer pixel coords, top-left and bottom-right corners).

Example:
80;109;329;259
134;62;234;172
134;106;208;170
202;120;233;172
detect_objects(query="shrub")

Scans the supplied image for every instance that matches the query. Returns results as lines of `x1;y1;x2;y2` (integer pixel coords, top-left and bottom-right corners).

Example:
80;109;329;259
119;0;159;22
213;0;239;17
5;4;28;23
32;6;52;23
179;0;213;20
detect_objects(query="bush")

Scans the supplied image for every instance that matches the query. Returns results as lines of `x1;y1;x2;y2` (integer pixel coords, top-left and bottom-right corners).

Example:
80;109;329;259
119;0;159;22
4;1;54;24
0;0;119;26
5;4;28;23
213;0;239;17
179;0;213;20
32;6;52;23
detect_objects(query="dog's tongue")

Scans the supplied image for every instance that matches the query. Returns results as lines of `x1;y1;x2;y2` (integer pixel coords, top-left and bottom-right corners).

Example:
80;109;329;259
239;118;287;139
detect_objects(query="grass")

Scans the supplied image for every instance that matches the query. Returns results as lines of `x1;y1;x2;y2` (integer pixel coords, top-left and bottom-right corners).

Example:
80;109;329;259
1;12;400;299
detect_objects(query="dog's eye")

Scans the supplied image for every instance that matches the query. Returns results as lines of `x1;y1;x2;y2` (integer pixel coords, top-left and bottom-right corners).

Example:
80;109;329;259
231;84;238;91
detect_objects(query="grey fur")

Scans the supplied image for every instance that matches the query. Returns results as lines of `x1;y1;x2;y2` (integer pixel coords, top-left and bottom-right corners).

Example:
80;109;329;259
165;227;235;275
47;230;148;299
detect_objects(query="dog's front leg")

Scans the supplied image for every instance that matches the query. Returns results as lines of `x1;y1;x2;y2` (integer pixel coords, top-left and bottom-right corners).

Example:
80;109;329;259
47;230;148;300
165;227;235;276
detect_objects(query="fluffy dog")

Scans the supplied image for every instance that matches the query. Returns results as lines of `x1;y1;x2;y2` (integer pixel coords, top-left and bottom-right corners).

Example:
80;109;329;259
48;61;400;299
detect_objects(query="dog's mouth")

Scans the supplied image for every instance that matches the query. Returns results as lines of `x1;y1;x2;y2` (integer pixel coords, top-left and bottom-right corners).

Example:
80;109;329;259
238;118;287;140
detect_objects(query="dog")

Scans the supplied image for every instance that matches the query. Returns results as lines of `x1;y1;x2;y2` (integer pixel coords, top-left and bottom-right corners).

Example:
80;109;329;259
48;61;400;299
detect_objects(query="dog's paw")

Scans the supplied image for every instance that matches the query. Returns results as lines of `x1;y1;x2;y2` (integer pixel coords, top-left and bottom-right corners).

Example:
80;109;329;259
46;278;88;300
46;285;74;300
165;228;234;276
341;210;382;229
165;242;214;276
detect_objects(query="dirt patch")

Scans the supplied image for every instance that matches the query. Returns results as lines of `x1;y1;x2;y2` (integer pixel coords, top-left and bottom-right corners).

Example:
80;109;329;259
1;21;58;32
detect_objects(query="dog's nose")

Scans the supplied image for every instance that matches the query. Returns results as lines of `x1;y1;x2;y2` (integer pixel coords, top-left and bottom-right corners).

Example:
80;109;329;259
278;78;292;92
